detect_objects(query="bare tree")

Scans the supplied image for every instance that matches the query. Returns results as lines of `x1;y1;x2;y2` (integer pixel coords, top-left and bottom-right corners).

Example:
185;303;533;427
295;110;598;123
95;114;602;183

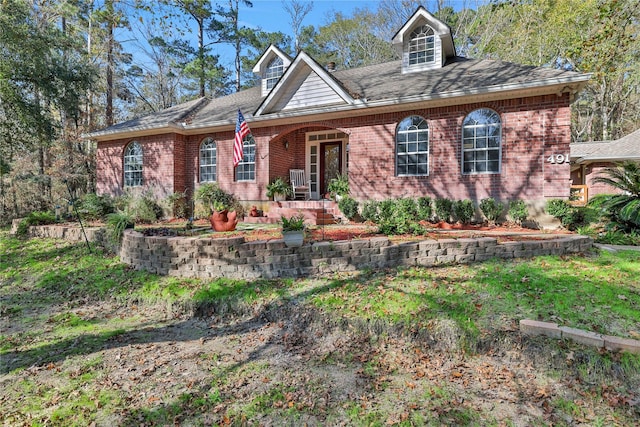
282;0;313;53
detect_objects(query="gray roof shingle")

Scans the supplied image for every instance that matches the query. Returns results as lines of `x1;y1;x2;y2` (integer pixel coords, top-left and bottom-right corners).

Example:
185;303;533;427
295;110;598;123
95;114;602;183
89;56;588;138
571;128;640;162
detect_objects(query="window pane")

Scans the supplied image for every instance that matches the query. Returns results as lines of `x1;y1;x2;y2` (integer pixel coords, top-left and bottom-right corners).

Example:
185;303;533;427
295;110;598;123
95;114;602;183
396;115;428;176
199;138;217;182
235;136;255;181
462;108;501;174
124;141;143;187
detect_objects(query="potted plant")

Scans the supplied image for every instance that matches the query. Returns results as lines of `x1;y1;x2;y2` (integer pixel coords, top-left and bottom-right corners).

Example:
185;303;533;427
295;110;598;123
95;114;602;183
280;214;306;247
195;183;238;232
327;174;349;201
266;177;293;201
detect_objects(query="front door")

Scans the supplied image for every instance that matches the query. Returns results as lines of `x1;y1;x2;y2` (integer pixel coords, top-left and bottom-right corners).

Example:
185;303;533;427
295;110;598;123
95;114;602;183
320;141;342;196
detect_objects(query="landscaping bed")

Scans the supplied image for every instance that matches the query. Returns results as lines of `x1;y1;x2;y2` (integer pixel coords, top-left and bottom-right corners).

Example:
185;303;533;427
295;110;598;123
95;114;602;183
134;219;573;245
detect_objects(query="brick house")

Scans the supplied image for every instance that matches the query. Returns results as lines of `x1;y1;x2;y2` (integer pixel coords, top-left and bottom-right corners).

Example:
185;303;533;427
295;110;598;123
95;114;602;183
570;128;640;201
88;7;590;223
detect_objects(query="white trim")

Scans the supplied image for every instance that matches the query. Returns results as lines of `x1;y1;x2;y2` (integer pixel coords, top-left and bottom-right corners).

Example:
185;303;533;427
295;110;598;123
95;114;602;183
254;51;357;117
86;75;591;141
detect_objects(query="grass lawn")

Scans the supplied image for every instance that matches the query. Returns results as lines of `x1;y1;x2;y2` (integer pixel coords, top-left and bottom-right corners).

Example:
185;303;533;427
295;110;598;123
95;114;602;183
1;230;640;426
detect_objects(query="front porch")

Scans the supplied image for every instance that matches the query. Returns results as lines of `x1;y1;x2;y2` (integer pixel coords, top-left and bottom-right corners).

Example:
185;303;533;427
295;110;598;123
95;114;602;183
243;200;342;226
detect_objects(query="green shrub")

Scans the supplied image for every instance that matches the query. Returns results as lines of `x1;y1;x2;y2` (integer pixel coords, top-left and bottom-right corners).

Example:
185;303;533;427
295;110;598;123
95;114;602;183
595;230;640;245
546;199;592;230
25;211;57;226
396;198;418;218
453;200;475;224
195;183;235;214
416;196;432;221
546;199;571;220
479;198;504;224
508;200;528;224
327;174;349;198
338;196;359;220
378;216;425;236
77;193;115;220
360;200;379;223
106;211;135;243
592;162;640;231
434;198;454;222
378;199;397;223
165;191;188;219
130;192;163;223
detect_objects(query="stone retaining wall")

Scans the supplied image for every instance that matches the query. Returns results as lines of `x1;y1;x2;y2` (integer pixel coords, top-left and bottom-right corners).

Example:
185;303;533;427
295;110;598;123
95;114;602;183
17;224;594;280
120;230;592;280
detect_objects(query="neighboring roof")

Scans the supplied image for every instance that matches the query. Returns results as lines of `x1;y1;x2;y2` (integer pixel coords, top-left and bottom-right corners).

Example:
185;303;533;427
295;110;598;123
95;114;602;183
87;55;590;140
571;128;640;163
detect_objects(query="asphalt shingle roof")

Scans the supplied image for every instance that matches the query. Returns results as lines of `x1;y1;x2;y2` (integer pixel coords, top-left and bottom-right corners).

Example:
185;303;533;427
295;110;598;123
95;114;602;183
571;128;640;162
89;56;588;138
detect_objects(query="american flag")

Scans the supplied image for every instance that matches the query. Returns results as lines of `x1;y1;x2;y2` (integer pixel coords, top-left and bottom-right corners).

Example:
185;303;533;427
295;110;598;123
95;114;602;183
234;109;250;167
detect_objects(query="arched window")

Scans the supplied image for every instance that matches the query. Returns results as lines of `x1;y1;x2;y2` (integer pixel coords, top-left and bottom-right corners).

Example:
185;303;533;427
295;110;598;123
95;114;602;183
123;141;143;187
265;56;284;90
235;135;256;181
462;109;502;174
408;25;435;65
396;116;429;176
199;138;217;182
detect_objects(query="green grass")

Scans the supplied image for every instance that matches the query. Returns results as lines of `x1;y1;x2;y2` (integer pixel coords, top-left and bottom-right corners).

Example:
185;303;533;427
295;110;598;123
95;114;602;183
1;229;640;426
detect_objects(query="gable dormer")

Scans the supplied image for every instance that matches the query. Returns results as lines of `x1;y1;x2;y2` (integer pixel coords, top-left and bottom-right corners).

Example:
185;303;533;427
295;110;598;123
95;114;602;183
252;45;293;96
392;6;456;74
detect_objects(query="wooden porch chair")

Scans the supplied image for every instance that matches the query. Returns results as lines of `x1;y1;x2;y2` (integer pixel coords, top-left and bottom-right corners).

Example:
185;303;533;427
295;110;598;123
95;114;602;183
289;169;311;200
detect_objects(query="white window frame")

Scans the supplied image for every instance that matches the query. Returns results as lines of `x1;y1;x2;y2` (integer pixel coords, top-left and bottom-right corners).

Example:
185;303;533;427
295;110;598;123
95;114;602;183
396;116;429;177
408;25;435;66
235;135;256;181
461;108;502;175
265;56;284;90
123;141;143;187
199;137;217;182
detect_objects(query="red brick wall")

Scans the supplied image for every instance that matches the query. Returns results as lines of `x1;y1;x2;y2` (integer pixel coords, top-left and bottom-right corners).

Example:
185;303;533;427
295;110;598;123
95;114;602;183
96;134;177;199
345;94;572;203
97;93;573;206
584;162;620;197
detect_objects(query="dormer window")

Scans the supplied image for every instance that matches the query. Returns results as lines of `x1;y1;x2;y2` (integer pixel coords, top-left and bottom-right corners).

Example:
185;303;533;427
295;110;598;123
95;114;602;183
409;25;435;65
392;7;456;74
265;57;284;90
252;45;293;96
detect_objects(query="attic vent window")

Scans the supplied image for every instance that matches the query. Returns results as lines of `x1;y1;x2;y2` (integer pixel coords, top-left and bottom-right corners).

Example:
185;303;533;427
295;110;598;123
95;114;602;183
265;57;284;90
408;25;435;65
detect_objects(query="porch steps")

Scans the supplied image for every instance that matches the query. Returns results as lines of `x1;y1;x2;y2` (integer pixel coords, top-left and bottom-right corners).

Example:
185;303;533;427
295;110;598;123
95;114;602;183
243;200;342;226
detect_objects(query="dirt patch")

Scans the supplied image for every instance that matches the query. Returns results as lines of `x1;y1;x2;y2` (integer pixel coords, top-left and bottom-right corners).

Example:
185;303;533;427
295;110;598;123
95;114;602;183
5;299;635;426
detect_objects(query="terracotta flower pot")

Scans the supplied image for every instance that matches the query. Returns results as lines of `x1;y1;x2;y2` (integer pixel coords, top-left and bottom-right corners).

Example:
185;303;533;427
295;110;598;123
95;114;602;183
210;210;238;232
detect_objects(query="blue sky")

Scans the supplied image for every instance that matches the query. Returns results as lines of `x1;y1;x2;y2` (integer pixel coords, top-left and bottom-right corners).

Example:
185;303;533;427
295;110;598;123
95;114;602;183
239;0;384;34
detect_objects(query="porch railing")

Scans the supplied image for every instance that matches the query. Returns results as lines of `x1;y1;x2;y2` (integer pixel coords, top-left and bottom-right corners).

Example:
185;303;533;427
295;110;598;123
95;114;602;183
569;185;588;206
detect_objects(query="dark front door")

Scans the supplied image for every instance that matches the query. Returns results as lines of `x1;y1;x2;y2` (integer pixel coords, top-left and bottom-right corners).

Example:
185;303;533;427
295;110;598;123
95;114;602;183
320;141;342;195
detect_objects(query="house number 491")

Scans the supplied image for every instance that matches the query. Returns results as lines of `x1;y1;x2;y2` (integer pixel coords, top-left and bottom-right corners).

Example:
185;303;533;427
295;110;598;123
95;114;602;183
547;154;569;164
